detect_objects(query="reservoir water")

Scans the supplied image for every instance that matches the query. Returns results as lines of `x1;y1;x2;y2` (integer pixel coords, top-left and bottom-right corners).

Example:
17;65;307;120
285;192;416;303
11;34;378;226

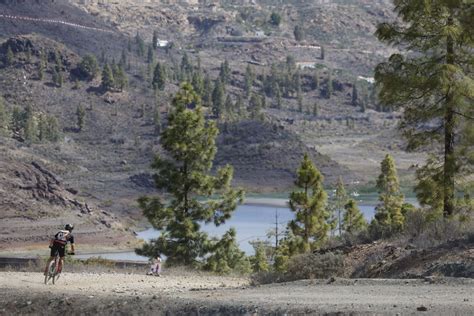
76;199;377;262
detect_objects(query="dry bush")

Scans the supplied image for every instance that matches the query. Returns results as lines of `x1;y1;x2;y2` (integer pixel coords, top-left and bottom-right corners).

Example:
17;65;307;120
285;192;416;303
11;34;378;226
252;252;345;285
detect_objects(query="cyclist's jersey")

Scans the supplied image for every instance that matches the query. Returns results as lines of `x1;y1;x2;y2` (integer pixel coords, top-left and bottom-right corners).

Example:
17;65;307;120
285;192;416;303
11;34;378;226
53;230;74;247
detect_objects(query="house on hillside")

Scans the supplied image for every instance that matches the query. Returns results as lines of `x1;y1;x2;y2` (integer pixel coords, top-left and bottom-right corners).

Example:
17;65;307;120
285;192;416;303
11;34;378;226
156;39;169;48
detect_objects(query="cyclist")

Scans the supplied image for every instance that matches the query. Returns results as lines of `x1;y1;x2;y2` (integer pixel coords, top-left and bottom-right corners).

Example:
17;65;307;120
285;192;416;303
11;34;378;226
44;224;75;275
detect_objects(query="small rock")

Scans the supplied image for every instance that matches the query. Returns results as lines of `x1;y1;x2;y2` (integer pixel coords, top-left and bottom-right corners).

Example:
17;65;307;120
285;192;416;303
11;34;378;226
26;301;32;306
417;306;428;311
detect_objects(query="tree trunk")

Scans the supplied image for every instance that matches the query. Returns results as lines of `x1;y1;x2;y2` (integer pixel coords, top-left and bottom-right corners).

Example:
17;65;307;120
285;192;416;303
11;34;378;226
443;16;456;217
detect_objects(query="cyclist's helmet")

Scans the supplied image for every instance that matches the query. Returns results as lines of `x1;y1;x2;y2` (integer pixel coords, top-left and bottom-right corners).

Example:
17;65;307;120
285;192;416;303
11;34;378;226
65;224;74;232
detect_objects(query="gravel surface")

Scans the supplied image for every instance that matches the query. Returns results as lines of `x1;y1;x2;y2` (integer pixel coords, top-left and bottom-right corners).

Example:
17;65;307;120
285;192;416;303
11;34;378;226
0;272;473;315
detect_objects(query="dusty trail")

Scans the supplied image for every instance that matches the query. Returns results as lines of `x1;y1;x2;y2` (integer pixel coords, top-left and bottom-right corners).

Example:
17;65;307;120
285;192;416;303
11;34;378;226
0;272;472;315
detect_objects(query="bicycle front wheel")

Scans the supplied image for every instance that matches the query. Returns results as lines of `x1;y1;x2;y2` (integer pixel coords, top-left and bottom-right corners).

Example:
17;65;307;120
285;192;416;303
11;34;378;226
44;260;55;284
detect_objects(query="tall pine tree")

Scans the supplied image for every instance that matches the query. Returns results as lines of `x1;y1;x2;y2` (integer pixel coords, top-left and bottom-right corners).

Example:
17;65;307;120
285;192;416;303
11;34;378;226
375;0;473;217
136;84;244;266
288;154;330;252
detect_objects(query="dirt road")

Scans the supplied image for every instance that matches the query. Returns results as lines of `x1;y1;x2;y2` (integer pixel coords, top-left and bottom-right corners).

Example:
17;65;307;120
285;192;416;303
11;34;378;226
0;272;472;315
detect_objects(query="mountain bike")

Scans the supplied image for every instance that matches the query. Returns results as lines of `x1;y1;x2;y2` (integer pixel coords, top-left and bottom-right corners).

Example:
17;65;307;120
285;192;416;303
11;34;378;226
44;250;61;285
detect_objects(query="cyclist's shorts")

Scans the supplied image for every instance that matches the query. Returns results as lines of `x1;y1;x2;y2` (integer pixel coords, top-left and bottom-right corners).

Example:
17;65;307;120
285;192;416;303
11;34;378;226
50;243;66;258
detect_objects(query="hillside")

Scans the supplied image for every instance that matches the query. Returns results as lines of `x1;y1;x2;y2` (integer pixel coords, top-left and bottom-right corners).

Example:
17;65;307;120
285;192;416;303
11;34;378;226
0;0;426;248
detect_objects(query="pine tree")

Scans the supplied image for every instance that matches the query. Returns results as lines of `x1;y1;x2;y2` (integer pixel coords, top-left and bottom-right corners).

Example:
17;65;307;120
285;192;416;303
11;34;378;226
244;64;254;99
334;177;348;236
24;115;38;143
375;0;473;217
343;199;367;234
202;74;212;107
78;54;99;81
312;103;319;117
136;83;244;266
101;64;114;91
293;25;304;41
351;83;358;106
5;46;14;66
135;32;145;57
114;64;128;91
152;30;158;49
219;60;231;85
10;106;24;136
25;47;31;64
152;62;166;91
153;105;161;136
147;45;154;64
204;228;251;274
191;70;204;97
326;72;333;99
76;105;85;132
212;79;225;118
373;154;405;234
288;154;330;252
0;97;9;135
270;12;282;26
249;93;262;120
38;59;45;81
52;68;62;88
180;53;192;81
45;115;60;142
54;51;63;73
274;83;282;109
120;49;127;68
312;70;319;90
224;94;233;120
251;245;269;272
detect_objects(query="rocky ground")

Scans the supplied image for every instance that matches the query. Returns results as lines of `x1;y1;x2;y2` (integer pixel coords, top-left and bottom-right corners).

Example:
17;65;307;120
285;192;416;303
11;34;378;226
0;271;472;315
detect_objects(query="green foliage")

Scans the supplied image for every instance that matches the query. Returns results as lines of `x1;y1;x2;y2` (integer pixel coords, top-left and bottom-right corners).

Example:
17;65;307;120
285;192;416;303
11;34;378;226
219;60;231;85
113;64;128;91
312;70;319;90
147;45;155;64
135;31;145;57
76;105;85;132
204;228;251;275
180;53;193;81
0;97;9;135
372;154;405;236
152;30;158;49
153;105;161;136
212;79;225;118
244;64;254;99
52;68;63;88
325;72;333;99
270;12;281;26
152;62;166;91
38;115;60;142
375;0;473;217
351;83;358;106
274;84;282;109
101;64;114;91
334;177;348;235
343;199;367;234
293;25;304;42
248;93;263;120
78;54;99;81
5;45;14;66
251;245;269;273
201;74;212;107
137;83;244;266
288;154;330;252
